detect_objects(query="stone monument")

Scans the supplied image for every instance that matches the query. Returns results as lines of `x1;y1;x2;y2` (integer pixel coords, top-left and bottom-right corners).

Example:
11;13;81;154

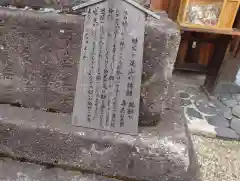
72;0;158;134
0;1;199;181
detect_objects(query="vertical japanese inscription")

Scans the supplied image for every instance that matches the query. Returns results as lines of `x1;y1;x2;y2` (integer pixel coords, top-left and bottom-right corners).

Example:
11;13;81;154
73;0;145;135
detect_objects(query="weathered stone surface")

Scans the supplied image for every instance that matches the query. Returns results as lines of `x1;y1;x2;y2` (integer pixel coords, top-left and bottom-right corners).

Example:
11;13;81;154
216;83;240;94
180;99;192;107
0;7;83;112
0;157;119;181
231;118;240;135
73;0;145;134
209;96;228;113
232;105;240;119
186;87;201;96
218;93;232;102
215;128;239;140
187;107;203;120
0;103;198;181
188;122;217;138
139;16;180;125
189;123;240;140
0;7;181;126
0;0;84;9
194;99;218;115
205;115;230;128
179;92;190;99
234;94;240;102
224;110;233;120
192;94;208;106
222;99;238;108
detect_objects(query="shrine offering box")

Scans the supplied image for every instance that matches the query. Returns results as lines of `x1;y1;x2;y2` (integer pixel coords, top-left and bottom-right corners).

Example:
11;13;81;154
177;0;240;29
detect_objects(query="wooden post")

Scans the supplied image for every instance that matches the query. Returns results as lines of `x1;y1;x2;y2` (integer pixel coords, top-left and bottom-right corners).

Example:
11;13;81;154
167;0;180;20
204;35;232;93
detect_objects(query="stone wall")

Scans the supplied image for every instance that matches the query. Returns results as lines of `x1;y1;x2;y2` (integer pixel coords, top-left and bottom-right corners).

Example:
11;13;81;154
0;7;180;125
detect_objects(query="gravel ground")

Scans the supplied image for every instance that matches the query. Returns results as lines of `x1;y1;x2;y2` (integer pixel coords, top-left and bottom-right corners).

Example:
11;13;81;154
193;135;240;181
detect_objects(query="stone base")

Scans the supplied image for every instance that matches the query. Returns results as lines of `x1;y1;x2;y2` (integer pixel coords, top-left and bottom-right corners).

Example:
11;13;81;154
0;157;119;181
0;103;199;181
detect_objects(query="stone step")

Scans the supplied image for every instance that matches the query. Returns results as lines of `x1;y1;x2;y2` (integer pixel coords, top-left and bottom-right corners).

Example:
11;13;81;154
0;157;120;181
0;104;198;181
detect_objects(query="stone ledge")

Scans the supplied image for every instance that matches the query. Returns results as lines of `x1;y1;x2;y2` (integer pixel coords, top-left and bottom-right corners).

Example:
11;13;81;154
0;157;120;181
0;104;198;181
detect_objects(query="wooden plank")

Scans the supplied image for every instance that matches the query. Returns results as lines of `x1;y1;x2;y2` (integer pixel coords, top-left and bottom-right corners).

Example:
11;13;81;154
181;26;240;36
72;0;145;135
218;1;240;29
176;40;188;65
198;43;214;66
204;35;231;93
168;0;180;20
176;31;215;71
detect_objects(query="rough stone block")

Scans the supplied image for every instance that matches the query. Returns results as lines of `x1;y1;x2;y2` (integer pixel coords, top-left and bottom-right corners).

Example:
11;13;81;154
224;109;233;120
216;128;239;140
205;115;230;128
140;17;180;125
222;99;238;108
0;7;83;113
231;118;240;135
232;106;240;119
0;102;198;181
0;157;120;181
0;7;180;125
215;127;239;140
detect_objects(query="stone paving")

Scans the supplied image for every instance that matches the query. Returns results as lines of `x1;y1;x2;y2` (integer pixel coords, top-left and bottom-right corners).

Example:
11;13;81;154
177;85;240;140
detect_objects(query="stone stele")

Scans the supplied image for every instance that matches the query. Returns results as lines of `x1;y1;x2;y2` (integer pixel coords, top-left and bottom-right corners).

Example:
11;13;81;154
0;3;198;181
72;0;145;134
